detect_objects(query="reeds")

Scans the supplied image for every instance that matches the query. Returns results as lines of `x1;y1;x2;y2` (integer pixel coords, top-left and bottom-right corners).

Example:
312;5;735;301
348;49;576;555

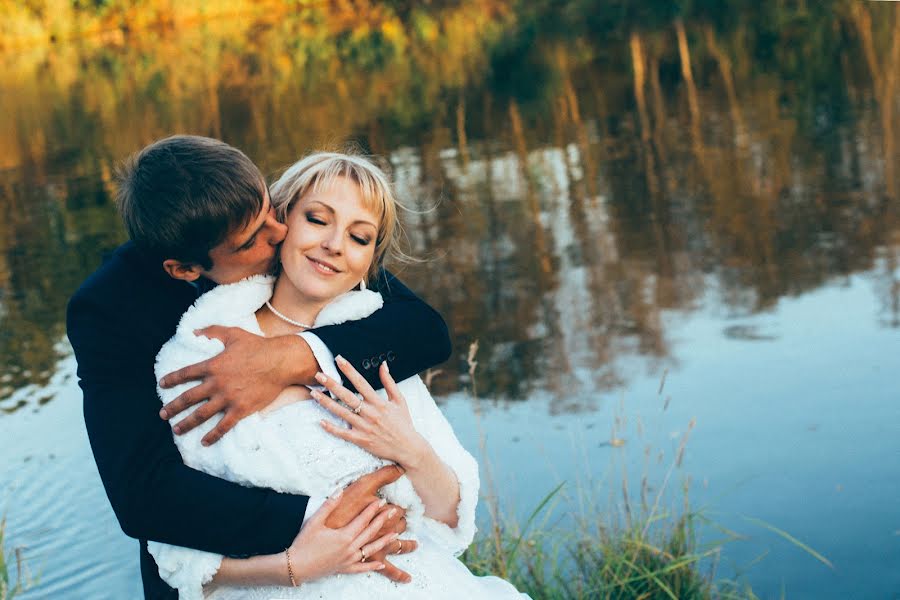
458;342;759;599
0;517;31;600
460;486;759;600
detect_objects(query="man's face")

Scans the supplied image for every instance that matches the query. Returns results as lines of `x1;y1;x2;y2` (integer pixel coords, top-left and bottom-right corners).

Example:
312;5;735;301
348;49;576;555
201;190;288;284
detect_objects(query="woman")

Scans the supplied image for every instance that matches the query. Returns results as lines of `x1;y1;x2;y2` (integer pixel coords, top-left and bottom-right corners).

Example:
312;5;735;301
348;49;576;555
148;152;526;599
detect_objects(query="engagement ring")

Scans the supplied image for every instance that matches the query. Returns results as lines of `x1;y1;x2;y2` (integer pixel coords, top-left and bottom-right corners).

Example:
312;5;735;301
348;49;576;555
352;393;365;414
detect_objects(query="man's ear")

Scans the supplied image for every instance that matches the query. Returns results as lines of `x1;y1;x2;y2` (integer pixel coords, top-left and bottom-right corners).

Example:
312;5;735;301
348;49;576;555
162;259;204;282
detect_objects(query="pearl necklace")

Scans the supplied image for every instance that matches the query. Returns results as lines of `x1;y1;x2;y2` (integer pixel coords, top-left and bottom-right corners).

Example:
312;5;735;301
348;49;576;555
265;300;313;329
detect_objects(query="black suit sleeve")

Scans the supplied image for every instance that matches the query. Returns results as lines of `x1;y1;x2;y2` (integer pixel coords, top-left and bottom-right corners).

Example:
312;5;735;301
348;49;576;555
310;268;452;390
67;292;307;557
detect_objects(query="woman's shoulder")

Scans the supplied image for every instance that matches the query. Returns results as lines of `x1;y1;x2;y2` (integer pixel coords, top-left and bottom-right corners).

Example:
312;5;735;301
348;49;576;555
176;274;275;335
313;289;384;327
154;276;273;380
178;277;384;331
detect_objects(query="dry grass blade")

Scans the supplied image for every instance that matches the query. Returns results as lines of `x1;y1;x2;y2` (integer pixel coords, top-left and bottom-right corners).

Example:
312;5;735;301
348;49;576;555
740;516;834;569
0;516;33;600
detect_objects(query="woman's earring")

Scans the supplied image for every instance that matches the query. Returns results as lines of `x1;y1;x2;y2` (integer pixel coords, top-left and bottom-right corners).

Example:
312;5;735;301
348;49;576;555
359;279;367;291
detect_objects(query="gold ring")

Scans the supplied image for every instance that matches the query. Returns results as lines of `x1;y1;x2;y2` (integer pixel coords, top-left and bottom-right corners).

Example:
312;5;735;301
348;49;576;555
352;393;364;414
395;539;402;554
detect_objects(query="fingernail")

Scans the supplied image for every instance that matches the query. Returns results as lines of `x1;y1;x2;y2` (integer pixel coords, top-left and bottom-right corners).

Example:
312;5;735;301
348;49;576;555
173;425;182;435
382;362;389;374
379;498;387;507
320;420;327;428
376;563;385;570
201;439;209;447
336;355;347;365
391;532;399;540
387;508;396;518
159;409;167;419
315;372;327;384
159;378;167;387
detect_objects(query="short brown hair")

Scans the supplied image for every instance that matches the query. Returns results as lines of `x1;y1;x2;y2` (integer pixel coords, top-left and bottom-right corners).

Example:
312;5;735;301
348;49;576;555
117;135;266;269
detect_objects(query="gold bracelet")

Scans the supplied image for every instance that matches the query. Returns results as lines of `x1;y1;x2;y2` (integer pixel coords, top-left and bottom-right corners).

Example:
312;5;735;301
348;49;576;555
285;547;298;587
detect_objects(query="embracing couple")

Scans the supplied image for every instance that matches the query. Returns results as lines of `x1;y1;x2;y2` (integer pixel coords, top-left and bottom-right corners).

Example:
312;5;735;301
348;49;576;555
67;136;527;599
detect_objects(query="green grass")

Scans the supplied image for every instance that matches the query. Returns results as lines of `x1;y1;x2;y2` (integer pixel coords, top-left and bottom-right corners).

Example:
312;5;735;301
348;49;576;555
0;517;31;600
459;343;761;599
460;485;760;600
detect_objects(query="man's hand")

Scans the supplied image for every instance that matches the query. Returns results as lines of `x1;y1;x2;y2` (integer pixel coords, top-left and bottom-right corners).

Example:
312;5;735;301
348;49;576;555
327;465;417;583
158;326;316;445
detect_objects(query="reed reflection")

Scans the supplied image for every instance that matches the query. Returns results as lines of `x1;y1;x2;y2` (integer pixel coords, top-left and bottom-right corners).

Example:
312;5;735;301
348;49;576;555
0;1;898;411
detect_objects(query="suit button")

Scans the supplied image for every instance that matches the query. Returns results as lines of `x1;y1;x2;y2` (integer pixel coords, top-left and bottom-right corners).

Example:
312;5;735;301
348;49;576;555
387;351;396;362
362;359;371;370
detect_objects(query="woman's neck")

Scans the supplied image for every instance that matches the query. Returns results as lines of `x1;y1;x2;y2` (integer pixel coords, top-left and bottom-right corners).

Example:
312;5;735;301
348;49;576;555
256;278;328;337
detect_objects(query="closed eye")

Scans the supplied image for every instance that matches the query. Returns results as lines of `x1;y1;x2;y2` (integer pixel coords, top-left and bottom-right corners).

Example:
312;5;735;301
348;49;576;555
307;215;326;225
238;235;257;251
351;235;371;246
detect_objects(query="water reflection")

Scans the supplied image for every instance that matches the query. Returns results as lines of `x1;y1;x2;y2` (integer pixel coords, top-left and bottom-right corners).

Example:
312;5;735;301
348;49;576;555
0;1;898;410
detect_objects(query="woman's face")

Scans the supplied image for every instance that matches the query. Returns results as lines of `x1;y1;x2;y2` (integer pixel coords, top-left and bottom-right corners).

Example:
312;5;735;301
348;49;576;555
279;175;379;305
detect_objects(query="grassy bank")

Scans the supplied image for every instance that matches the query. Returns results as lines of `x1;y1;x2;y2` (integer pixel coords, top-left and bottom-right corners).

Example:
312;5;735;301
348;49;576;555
460;486;757;600
458;344;757;599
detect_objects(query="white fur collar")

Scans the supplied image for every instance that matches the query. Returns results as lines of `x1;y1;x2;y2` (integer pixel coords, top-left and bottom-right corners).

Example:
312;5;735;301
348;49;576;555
174;274;384;336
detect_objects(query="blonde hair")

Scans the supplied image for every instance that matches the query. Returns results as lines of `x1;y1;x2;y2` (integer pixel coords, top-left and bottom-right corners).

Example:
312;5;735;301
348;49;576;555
269;151;405;282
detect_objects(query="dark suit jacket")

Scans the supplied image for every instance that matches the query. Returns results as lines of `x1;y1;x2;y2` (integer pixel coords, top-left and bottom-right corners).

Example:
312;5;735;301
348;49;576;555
66;241;451;599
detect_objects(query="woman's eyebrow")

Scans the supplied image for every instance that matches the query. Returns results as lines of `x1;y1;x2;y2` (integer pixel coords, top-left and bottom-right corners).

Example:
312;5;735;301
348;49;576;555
306;200;335;213
307;200;377;228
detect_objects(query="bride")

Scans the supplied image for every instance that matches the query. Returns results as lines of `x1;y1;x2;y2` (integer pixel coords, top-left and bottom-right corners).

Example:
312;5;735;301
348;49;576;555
148;151;527;599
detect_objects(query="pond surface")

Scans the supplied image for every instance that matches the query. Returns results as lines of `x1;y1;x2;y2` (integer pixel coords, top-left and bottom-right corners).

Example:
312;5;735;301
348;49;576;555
1;3;899;598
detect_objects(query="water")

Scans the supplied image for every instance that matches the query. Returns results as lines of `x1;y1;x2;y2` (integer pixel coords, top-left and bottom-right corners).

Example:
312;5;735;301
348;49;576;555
1;3;899;598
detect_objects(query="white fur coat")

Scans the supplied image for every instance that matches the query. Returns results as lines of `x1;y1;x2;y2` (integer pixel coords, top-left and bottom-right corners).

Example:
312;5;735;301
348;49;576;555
146;276;514;600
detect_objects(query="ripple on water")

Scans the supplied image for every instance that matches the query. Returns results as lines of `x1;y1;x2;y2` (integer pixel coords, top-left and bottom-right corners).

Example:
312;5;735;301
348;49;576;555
9;457;141;599
2;364;141;599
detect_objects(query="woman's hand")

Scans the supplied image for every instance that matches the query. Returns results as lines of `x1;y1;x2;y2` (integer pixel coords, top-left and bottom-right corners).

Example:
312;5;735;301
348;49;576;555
288;491;397;583
314;359;463;528
312;357;429;469
207;471;419;589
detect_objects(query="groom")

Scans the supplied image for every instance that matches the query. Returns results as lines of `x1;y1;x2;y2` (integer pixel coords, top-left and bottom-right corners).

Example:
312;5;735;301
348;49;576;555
66;135;452;598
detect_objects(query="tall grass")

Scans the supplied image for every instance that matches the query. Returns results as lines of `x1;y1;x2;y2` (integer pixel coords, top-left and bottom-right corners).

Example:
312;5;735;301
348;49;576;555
460;485;759;600
458;343;759;599
0;517;31;600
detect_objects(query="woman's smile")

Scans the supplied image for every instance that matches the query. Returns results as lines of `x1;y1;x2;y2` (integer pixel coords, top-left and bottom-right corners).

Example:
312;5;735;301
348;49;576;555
306;255;342;275
268;175;379;318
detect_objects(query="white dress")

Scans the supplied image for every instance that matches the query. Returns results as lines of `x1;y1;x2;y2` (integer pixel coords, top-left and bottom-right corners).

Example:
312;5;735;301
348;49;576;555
148;275;526;600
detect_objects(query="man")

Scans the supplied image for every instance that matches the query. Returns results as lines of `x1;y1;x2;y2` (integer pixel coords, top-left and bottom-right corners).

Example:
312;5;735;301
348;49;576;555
66;136;452;598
